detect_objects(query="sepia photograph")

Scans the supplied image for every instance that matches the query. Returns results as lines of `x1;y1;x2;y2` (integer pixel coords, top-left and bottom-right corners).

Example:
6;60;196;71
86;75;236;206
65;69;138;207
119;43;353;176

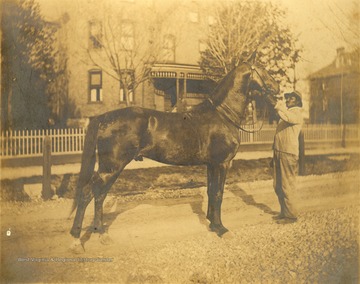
1;0;359;282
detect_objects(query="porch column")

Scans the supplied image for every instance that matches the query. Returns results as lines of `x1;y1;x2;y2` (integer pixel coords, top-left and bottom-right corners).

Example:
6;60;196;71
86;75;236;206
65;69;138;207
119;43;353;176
184;76;187;98
176;78;179;105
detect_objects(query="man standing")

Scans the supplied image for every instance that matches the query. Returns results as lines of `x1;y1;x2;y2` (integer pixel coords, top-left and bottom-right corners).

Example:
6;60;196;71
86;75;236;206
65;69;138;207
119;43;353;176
272;91;303;224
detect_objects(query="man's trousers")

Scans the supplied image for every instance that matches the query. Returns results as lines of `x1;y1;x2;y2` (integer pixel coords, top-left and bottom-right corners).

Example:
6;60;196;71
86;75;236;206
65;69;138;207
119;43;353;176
273;150;298;219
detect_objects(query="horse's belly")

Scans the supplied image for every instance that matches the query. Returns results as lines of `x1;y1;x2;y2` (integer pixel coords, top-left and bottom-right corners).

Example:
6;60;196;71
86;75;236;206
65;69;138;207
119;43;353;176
142;138;204;166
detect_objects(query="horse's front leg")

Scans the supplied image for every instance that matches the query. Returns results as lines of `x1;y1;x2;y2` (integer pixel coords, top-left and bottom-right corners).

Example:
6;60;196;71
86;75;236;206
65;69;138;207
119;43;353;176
208;162;230;236
206;165;215;222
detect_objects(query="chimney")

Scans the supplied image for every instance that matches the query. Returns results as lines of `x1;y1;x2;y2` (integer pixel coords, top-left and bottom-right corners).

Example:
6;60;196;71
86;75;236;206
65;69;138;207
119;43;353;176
336;47;345;56
335;47;345;68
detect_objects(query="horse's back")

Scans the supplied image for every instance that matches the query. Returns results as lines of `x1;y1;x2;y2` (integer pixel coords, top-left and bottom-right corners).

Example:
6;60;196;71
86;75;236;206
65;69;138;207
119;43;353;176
93;106;239;167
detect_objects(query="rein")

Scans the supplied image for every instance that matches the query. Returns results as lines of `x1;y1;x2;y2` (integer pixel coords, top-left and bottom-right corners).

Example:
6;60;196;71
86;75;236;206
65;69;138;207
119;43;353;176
207;96;267;133
209;64;274;133
238;106;267;133
239;63;266;133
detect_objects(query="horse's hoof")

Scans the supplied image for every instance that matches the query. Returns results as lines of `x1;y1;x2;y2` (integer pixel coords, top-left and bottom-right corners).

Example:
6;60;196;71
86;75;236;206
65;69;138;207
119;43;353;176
69;239;85;254
99;233;114;245
221;230;235;240
209;223;229;237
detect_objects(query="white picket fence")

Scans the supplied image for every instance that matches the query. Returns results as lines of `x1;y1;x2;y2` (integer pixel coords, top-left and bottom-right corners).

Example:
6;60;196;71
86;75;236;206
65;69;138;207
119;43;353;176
239;124;360;144
0;128;86;157
0;124;359;157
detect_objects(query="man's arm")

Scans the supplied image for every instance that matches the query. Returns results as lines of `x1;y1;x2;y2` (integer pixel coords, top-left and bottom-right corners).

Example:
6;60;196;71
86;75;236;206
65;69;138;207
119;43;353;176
275;101;302;124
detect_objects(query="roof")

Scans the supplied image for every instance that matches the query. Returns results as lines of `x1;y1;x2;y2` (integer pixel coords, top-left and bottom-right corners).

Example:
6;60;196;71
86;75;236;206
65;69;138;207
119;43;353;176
308;50;359;80
151;63;203;73
150;63;208;80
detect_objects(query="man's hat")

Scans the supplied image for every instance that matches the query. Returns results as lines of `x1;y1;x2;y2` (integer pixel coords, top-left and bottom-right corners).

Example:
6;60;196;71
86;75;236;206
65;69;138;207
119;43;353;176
284;91;303;107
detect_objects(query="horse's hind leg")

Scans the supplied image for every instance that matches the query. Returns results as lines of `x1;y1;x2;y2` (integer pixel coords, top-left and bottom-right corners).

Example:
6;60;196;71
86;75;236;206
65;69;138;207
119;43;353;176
207;162;230;236
70;173;102;253
92;157;133;242
93;171;121;235
70;174;101;239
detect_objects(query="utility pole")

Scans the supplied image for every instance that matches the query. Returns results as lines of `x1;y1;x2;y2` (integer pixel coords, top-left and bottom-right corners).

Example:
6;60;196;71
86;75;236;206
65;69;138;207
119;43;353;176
340;68;345;148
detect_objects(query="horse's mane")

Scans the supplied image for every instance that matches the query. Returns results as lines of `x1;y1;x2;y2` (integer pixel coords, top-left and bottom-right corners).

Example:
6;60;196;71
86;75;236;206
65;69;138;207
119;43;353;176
189;64;250;113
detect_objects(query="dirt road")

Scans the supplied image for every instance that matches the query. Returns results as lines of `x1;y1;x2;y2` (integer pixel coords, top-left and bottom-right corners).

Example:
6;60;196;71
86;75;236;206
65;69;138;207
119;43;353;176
1;170;359;283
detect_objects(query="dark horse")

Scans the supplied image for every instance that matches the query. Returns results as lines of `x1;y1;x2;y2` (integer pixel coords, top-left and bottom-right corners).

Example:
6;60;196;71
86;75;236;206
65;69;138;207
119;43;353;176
70;53;279;251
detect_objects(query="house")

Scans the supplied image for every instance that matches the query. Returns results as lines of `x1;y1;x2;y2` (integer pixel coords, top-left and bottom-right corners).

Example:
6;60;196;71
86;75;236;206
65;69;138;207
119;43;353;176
308;47;359;124
52;0;216;125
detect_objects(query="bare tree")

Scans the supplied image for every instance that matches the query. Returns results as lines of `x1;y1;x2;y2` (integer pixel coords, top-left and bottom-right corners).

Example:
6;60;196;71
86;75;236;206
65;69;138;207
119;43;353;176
200;1;301;89
79;2;183;106
318;0;359;52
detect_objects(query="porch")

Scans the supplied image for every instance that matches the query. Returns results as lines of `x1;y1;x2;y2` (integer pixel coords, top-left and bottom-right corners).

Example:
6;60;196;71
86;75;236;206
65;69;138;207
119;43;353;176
150;63;215;111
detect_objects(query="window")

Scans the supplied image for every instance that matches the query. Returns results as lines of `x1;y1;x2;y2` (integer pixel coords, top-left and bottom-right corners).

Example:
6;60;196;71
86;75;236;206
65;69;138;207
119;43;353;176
121;22;134;51
119;88;134;103
146;0;153;7
163;34;175;62
208;15;215;26
189;11;199;23
189;2;199;23
119;70;135;103
89;70;103;102
199;40;207;53
321;82;326;91
89;20;102;49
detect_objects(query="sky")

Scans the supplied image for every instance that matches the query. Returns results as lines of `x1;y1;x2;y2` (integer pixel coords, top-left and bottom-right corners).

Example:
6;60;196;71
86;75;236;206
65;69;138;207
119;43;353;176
275;0;357;79
37;0;358;102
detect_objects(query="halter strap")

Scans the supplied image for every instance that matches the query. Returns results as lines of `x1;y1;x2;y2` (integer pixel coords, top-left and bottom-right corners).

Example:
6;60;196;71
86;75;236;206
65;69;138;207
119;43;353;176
216;103;243;129
207;64;269;132
209;99;265;133
243;62;271;94
206;98;244;129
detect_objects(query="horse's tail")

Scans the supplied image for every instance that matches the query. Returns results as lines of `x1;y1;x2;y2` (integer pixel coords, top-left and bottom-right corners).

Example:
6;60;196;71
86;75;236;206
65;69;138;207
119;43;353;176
69;117;100;216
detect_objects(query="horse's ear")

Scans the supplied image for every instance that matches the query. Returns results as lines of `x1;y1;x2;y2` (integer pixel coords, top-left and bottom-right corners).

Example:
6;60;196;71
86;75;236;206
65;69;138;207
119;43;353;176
247;51;257;65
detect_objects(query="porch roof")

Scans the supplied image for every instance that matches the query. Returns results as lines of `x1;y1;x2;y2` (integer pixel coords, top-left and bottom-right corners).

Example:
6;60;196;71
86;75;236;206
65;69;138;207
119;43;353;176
150;63;207;79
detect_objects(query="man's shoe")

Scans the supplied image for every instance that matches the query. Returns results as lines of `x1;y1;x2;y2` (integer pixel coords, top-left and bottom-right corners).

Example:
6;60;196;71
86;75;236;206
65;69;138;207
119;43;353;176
276;218;297;224
272;214;285;220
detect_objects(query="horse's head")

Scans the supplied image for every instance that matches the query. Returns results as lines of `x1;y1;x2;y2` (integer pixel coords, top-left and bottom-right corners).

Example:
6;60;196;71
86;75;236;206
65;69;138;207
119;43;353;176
205;51;279;118
200;52;280;129
242;51;279;102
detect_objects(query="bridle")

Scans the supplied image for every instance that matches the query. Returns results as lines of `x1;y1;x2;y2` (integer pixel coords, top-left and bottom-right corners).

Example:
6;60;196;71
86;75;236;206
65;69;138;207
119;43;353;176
239;62;273;133
208;63;277;133
243;62;275;96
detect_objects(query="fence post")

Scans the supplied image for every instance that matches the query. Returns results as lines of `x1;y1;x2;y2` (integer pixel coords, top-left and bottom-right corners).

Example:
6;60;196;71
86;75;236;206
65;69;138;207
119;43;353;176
42;136;52;200
298;130;305;176
341;123;346;148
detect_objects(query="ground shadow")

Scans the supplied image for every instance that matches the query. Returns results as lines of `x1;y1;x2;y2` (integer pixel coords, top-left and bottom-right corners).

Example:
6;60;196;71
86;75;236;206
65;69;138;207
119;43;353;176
230;184;278;216
189;196;211;231
80;200;140;245
79;192;211;245
57;174;72;197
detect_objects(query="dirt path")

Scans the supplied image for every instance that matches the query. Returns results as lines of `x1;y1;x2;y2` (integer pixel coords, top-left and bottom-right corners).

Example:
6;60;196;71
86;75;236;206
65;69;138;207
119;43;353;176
1;170;359;283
